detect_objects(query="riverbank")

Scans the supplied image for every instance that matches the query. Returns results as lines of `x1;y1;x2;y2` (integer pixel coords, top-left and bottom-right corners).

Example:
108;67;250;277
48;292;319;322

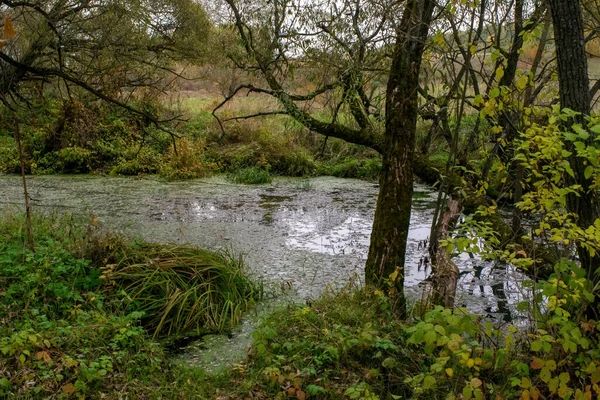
0;100;383;182
0;212;263;398
2;210;599;399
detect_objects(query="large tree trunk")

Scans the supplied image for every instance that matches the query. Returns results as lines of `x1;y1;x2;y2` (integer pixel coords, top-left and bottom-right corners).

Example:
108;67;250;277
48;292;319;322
365;0;435;317
547;0;600;319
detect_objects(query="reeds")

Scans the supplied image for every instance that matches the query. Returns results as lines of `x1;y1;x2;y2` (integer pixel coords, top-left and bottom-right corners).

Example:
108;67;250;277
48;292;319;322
106;244;263;338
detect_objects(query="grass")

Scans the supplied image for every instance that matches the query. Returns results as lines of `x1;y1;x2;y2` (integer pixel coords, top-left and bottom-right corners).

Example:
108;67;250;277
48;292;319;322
0;211;261;398
228;166;273;184
108;245;263;337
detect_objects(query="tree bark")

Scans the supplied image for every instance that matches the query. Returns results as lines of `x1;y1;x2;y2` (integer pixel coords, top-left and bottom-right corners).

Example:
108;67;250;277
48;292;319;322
430;197;462;308
547;0;600;319
364;0;435;317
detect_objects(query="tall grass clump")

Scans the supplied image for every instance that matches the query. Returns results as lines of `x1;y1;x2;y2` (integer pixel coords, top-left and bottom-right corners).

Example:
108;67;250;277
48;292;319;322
106;244;263;337
228;166;273;184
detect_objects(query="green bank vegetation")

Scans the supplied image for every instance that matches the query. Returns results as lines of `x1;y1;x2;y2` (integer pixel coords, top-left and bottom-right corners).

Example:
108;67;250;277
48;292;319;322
0;212;261;398
3;211;600;399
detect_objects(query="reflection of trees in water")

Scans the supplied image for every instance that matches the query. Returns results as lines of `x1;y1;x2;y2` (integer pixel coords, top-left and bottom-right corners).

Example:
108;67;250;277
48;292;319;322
465;263;512;323
488;264;512;323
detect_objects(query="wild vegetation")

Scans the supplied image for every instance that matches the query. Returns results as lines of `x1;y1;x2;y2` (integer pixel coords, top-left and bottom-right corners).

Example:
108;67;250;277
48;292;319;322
0;212;261;398
2;0;600;399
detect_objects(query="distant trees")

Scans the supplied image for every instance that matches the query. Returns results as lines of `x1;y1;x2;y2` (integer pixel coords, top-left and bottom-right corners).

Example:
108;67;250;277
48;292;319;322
0;0;211;125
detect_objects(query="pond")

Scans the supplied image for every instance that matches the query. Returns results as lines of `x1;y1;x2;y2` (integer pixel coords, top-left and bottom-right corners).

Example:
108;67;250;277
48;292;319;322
0;175;531;370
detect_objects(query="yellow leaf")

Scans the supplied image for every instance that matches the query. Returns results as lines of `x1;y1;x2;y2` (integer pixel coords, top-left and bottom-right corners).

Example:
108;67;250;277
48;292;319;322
516;74;528;91
434;32;445;46
4;16;15;39
446;368;454;377
546;360;557;371
557;384;570;398
62;383;76;396
64;358;79;368
471;377;483;388
496;67;505;81
531;358;545;370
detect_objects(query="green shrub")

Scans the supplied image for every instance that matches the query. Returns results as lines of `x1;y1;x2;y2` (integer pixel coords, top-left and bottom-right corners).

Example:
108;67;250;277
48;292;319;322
110;147;161;175
0;135;18;173
159;138;216;180
57;146;93;173
320;156;382;180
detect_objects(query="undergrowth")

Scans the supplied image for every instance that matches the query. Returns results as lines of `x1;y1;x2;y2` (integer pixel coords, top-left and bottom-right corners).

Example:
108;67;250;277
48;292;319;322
0;211;260;399
228;166;273;184
0;97;381;181
212;277;600;400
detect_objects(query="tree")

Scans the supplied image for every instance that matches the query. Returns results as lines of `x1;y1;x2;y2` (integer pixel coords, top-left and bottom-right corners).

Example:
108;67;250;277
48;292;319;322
546;0;600;318
218;0;435;316
0;0;211;250
0;0;210;128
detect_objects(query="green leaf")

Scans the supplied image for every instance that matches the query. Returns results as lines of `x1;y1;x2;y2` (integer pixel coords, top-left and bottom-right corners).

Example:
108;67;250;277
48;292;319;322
424;375;436;389
382;357;397;368
531;340;543;352
585;166;594;180
564;132;578;141
490;87;500;98
516;74;528;90
463;385;473;400
495;67;505;81
573;124;590;140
